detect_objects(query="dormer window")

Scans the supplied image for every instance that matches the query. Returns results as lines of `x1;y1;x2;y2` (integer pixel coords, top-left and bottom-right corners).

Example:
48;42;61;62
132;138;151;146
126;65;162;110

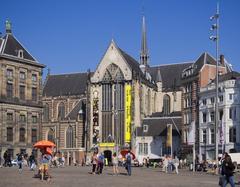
18;50;24;58
143;125;148;132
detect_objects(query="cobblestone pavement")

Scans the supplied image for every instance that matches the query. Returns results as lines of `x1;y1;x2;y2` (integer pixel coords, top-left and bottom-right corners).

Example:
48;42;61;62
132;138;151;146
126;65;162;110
0;165;225;187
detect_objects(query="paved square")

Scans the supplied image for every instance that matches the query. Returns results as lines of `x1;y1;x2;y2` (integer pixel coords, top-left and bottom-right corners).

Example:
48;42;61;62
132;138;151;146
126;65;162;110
0;166;223;187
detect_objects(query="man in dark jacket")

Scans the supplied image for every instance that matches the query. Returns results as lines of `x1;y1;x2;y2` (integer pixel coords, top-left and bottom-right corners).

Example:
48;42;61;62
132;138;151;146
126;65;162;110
221;152;235;187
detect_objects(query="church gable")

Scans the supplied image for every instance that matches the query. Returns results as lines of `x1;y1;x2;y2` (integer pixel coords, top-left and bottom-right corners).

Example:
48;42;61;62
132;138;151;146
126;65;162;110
91;41;133;83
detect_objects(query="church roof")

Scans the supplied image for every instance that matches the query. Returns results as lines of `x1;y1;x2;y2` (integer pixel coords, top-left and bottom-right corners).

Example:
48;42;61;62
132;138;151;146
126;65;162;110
117;46;156;89
66;99;86;120
43;72;89;97
136;116;181;137
149;62;193;91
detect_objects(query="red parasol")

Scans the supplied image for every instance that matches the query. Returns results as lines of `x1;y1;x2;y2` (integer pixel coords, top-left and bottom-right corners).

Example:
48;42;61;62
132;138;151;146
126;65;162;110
120;149;136;160
33;140;56;149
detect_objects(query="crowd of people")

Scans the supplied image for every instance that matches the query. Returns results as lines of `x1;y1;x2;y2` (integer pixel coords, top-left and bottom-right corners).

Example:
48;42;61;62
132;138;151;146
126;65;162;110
0;149;239;185
90;150;133;176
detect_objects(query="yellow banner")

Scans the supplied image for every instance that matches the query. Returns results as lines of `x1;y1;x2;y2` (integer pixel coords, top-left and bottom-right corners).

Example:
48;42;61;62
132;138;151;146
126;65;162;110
125;85;131;143
166;124;172;147
99;143;115;147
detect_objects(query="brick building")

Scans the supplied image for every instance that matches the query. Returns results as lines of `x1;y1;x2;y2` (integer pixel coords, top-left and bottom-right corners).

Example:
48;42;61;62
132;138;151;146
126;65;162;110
42;72;89;165
181;52;227;156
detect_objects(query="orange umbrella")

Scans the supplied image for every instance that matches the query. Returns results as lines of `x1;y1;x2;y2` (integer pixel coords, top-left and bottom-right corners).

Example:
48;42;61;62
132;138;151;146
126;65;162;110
33;140;56;149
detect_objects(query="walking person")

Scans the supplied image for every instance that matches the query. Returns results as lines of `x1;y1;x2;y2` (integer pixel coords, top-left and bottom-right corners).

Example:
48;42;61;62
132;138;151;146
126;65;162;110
220;152;235;187
91;152;97;174
29;153;36;170
17;153;23;172
125;151;132;176
112;152;119;175
97;152;104;174
162;155;168;173
173;156;179;174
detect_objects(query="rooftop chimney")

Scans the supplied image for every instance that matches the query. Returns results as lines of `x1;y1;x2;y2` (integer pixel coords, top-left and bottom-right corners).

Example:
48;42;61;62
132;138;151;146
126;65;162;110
220;54;224;65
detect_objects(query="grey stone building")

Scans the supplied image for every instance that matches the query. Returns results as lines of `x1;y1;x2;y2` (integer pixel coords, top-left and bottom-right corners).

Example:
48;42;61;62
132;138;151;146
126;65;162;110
0;21;45;159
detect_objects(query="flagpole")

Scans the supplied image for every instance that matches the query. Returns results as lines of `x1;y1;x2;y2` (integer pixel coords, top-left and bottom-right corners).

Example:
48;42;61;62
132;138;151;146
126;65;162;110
171;124;173;158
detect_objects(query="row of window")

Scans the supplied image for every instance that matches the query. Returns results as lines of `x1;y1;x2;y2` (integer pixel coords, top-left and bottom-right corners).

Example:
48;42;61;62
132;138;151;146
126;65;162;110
6;127;37;143
6;83;37;101
138;143;148;155
7;113;38;123
201;93;235;106
201;127;236;144
7;69;38;82
201;107;236;123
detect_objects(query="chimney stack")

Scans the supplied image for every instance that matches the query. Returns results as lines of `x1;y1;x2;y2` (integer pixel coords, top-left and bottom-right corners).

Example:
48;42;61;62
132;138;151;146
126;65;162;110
220;54;224;65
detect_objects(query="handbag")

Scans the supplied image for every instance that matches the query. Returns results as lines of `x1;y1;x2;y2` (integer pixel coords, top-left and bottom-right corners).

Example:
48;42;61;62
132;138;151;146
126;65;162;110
218;175;225;186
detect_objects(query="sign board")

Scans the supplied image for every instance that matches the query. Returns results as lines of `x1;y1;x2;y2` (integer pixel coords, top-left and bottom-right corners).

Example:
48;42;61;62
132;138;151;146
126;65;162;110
125;85;131;143
99;143;115;147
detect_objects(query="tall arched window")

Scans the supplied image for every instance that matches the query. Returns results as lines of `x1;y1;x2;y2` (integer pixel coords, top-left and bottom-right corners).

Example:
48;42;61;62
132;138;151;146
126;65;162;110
66;126;74;148
147;89;151;114
58;102;65;120
154;93;157;112
163;94;170;115
43;103;49;121
47;128;54;143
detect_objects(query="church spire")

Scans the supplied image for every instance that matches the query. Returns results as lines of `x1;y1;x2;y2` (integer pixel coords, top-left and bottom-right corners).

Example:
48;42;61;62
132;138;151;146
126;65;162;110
140;15;149;66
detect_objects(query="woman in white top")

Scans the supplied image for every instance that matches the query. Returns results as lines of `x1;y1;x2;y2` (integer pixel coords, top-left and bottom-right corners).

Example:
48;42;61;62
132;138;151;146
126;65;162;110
112;152;119;175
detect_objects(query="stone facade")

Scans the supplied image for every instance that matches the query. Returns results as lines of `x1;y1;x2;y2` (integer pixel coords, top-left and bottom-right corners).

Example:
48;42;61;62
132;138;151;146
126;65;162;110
199;72;240;160
0;23;45;159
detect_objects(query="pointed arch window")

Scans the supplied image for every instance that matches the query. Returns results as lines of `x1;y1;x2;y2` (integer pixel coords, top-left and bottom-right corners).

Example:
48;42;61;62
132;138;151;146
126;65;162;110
154;93;157;112
163;94;170;115
58;102;65;120
147;89;151;114
66;126;74;148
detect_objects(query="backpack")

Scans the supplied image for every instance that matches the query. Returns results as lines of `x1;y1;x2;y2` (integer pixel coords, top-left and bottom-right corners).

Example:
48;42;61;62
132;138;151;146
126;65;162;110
17;154;23;161
126;154;131;164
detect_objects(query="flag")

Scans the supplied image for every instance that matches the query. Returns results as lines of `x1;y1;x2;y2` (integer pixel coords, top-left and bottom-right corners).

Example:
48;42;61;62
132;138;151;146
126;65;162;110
219;120;224;144
166;124;172;147
187;121;195;145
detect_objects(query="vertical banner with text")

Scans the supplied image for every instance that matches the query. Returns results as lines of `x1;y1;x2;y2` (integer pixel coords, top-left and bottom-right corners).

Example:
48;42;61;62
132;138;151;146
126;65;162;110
125;85;131;143
166;124;172;147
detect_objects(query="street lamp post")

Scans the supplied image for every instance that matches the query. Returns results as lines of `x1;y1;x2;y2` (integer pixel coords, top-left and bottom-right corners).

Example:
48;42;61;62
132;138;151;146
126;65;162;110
210;3;220;169
114;81;119;155
79;103;87;165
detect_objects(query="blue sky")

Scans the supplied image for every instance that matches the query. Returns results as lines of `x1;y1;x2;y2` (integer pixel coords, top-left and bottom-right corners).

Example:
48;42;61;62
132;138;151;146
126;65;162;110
0;0;240;77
